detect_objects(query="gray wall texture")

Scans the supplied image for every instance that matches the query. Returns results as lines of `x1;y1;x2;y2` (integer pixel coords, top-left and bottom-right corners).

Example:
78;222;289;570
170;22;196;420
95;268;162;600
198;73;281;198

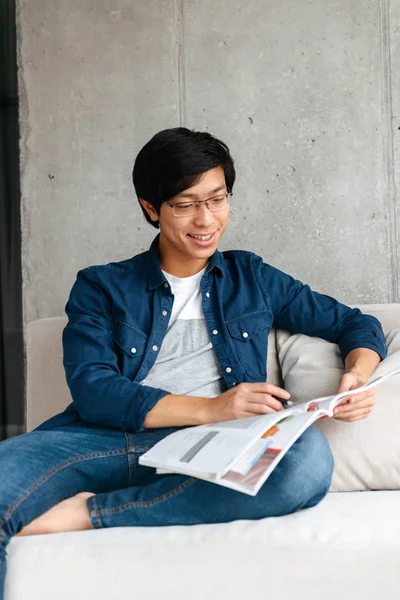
17;0;400;322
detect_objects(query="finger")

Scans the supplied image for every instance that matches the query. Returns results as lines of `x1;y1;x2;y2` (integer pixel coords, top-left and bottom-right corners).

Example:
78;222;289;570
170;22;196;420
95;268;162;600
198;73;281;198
245;402;281;415
334;406;373;421
336;395;353;406
336;384;355;395
334;411;371;423
345;395;375;408
334;398;375;416
354;391;375;402
244;383;291;399
246;394;284;411
345;388;374;400
334;408;373;422
336;377;359;394
335;390;375;407
334;406;373;419
336;376;368;395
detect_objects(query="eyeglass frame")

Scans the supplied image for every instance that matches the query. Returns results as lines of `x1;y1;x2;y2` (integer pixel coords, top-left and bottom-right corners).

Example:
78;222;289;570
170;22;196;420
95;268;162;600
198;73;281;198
163;192;233;217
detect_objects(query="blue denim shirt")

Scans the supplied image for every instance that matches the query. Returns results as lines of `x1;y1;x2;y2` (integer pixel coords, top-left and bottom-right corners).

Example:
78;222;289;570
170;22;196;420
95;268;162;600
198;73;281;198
40;235;386;433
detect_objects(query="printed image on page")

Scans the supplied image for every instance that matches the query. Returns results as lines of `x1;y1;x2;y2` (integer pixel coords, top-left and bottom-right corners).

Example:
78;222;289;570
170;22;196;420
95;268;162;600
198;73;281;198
230;438;273;476
222;412;321;491
139;427;259;477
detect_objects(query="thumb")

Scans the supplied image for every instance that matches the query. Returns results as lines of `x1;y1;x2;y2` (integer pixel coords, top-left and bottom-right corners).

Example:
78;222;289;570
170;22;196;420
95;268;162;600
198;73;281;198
336;373;357;395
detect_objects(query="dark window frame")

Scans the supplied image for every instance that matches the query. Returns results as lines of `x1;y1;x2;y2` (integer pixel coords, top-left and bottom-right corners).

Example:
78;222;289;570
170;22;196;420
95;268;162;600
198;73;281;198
0;0;25;440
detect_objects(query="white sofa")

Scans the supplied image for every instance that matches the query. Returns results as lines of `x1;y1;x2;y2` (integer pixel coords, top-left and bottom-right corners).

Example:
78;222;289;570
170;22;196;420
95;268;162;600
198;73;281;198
5;305;400;600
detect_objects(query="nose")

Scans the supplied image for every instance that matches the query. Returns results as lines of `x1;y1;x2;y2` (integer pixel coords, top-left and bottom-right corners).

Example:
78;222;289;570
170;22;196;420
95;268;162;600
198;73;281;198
192;202;215;226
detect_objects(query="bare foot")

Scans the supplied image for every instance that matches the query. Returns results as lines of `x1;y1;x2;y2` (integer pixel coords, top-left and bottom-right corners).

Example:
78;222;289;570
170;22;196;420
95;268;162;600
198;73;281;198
15;492;96;537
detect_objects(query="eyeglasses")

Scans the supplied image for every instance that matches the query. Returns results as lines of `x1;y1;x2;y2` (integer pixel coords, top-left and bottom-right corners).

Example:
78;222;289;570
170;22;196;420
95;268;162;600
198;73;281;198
164;193;233;217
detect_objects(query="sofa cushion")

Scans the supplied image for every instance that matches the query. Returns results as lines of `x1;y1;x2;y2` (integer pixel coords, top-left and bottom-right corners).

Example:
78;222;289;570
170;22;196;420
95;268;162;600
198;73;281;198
276;307;400;492
26;317;71;432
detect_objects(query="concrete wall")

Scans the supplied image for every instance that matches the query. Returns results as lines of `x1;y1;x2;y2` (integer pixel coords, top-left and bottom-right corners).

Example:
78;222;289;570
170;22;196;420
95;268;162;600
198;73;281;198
18;0;400;322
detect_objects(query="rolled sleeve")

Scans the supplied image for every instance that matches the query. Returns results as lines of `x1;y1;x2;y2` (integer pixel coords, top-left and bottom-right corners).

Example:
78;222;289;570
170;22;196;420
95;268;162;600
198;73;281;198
333;313;387;363
63;268;170;432
257;260;387;364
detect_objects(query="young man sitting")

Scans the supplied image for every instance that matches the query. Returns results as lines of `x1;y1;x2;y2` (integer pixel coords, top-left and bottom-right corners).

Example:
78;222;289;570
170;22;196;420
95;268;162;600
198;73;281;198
0;128;386;596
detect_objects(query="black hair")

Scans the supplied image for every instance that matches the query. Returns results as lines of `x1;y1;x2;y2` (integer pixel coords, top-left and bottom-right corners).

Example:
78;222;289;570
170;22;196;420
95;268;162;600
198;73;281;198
132;127;235;228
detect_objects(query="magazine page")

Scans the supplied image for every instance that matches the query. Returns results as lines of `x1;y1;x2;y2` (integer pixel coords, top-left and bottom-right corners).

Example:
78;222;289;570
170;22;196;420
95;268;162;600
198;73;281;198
220;410;325;496
139;408;302;479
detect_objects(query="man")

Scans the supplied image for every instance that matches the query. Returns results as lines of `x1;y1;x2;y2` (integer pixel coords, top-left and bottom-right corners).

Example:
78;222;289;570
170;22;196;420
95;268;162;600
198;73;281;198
0;129;386;589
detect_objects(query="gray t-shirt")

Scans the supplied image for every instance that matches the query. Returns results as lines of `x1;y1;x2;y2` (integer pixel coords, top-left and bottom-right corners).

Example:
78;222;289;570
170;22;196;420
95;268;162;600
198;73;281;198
140;267;226;397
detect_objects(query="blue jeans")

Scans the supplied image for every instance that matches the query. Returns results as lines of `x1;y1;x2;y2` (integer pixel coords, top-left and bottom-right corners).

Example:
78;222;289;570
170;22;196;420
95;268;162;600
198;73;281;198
0;422;334;599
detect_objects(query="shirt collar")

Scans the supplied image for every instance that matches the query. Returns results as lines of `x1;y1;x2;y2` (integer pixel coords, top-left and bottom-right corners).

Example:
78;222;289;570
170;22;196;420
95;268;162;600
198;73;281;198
146;234;224;290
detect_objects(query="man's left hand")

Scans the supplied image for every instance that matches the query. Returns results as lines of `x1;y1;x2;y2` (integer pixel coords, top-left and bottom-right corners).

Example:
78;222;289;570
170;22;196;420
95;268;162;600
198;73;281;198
333;372;375;422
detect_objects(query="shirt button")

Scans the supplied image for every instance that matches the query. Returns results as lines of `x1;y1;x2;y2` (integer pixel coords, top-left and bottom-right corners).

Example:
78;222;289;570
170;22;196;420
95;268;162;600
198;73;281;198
164;283;169;288
152;345;158;352
212;329;218;335
130;347;137;354
225;367;232;374
205;292;210;298
242;332;249;338
162;310;167;316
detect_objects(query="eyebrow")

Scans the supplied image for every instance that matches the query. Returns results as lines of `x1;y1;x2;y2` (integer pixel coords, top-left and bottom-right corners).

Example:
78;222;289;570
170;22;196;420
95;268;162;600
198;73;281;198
176;185;227;199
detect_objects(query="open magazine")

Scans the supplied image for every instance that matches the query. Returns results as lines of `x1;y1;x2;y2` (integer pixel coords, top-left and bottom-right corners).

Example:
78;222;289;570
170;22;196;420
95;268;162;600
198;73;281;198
138;367;400;496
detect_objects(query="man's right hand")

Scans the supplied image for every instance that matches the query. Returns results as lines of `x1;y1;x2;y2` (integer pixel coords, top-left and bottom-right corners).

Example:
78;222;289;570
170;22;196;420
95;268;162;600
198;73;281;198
207;382;291;423
143;383;291;429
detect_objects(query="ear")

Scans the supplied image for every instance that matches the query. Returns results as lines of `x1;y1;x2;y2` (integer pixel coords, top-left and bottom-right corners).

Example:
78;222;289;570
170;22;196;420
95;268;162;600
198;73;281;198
139;198;159;223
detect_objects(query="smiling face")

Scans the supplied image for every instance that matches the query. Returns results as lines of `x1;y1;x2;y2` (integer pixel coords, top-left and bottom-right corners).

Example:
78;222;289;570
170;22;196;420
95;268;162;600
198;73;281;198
140;166;230;277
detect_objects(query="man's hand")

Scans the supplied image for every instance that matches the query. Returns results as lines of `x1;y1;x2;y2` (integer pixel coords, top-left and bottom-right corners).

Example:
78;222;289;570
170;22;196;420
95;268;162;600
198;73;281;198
333;371;375;422
209;382;290;422
143;384;289;429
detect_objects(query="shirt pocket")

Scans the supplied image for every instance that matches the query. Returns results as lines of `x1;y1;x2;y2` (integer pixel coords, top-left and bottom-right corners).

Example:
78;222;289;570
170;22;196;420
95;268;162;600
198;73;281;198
112;319;148;380
226;310;272;379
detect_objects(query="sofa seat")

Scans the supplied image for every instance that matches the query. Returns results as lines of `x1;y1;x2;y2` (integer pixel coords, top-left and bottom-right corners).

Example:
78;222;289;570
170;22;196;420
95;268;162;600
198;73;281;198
6;490;400;600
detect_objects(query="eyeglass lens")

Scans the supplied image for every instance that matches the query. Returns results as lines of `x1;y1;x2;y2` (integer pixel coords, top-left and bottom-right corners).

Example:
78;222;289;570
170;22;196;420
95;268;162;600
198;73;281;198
172;194;231;217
